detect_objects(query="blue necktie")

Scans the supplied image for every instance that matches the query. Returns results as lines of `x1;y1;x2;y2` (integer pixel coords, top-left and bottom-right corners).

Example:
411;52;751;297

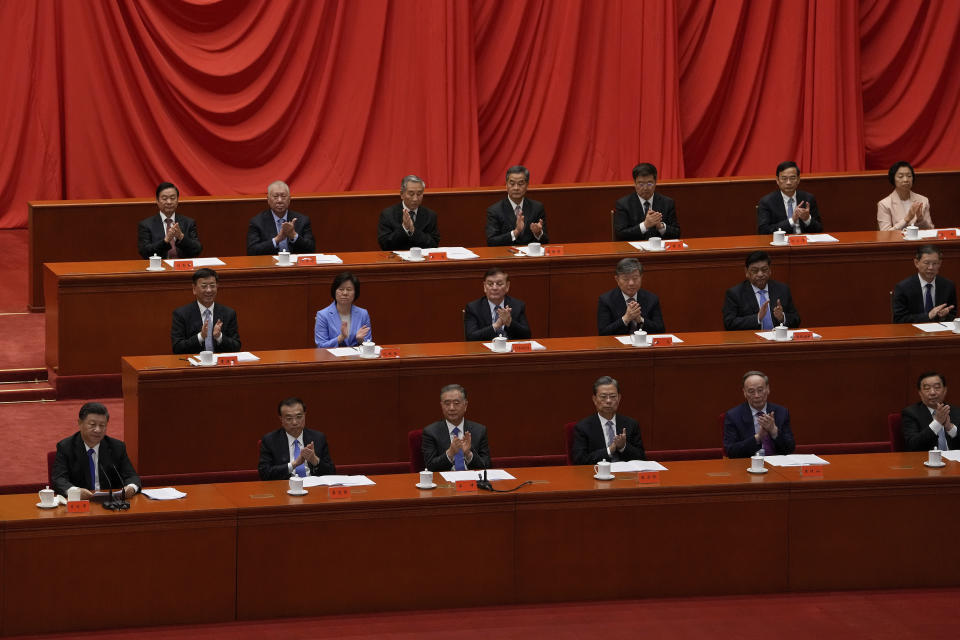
924;283;934;315
292;439;306;477
451;427;466;470
787;198;797;233
87;448;96;491
276;218;288;252
203;308;214;351
757;289;774;330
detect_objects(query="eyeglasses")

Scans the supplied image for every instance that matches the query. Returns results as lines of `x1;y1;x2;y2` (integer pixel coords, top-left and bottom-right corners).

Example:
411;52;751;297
635;182;655;188
778;175;799;183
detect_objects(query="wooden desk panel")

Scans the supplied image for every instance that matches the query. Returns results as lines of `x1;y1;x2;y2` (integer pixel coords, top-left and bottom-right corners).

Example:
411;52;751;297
0;485;237;636
122;326;960;475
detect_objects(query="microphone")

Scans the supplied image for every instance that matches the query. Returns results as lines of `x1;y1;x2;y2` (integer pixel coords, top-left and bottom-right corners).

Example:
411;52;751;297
476;455;493;492
98;465;119;511
110;464;131;510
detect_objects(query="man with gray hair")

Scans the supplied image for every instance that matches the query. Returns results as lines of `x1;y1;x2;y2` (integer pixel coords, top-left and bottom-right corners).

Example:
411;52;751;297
572;376;645;465
377;174;441;250
597;258;665;335
722;370;795;458
486;165;549;246
421;384;491;471
247;180;316;255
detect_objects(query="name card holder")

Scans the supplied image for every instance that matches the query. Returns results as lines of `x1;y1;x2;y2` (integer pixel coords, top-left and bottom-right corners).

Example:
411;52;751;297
801;465;824;477
792;331;813;340
67;500;90;513
379;346;400;358
217;355;238;366
787;235;808;245
298;255;317;265
173;260;194;271
328;486;350;499
427;252;448;261
637;471;660;484
937;229;957;240
651;337;672;346
456;480;477;492
664;241;683;251
511;342;532;353
544;245;565;256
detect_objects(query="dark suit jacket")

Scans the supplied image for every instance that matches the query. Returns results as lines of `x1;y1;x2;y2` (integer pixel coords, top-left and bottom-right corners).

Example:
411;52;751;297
613;192;680;241
757;190;823;235
571;414;645;465
722;279;801;330
723;401;795;458
51;433;141;497
421;420;491;472
258;428;336;480
901;402;960;451
463;295;531;341
171;301;242;354
377;203;440;250
485;198;549;246
597;287;665;335
137;213;203;259
892;275;958;323
246;210;316;255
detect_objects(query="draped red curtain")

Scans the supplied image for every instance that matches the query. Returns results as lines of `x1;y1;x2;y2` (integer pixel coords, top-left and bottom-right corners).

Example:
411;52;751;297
1;0;958;228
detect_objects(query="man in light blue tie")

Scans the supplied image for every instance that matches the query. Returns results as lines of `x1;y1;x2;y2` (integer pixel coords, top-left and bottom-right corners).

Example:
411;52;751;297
463;267;532;341
757;161;823;235
258;397;336;480
901;372;960;451
722;251;801;330
171;268;242;354
571;376;646;465
246;181;316;255
421;384;492;472
723;371;796;458
892;244;957;323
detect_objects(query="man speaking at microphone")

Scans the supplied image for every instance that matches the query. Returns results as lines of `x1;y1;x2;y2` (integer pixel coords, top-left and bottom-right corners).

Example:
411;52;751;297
51;402;140;499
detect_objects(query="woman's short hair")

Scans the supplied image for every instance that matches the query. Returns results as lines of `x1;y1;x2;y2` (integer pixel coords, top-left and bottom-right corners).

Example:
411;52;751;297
888;161;915;186
330;272;360;300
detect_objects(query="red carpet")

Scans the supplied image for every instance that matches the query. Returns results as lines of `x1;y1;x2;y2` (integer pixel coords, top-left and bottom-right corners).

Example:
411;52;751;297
0;312;44;370
4;589;956;639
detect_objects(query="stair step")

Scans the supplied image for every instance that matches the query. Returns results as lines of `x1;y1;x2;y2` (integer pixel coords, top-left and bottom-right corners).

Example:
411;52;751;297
0;381;56;403
0;367;48;384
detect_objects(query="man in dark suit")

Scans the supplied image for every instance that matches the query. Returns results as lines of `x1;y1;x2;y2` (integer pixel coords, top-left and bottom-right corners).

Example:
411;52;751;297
377;174;441;250
171;267;241;354
901;371;960;451
486;165;548;246
572;376;645;465
137;182;203;259
757;161;823;235
597;258;665;335
463;267;532;341
246;181;315;255
723;371;796;458
723;251;801;330
51;402;140;498
613;163;680;241
421;384;492;472
258;397;336;480
892;244;957;323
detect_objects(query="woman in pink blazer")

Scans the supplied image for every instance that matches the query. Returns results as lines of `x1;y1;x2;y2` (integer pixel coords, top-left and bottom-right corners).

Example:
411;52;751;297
877;161;934;231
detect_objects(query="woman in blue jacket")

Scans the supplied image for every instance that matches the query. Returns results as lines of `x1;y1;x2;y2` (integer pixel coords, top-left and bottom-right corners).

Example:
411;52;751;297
314;272;372;348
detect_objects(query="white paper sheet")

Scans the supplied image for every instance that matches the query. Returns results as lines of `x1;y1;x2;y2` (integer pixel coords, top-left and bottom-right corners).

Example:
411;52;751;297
481;340;546;352
188;351;260;366
940;451;960;462
755;329;822;341
164;257;226;267
614;334;684;345
802;234;839;243
906;228;959;240
301;475;376;487
439;470;517;482
394;247;480;261
912;322;953;333
326;346;381;357
628;241;689;251
141;488;187;500
609;460;668;472
272;253;343;264
763;454;830;467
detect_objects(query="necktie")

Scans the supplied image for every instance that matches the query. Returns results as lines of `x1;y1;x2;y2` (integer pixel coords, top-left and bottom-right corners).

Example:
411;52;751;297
757;289;774;330
643;201;650;216
164;217;178;258
492;305;504;336
924;283;934;314
203;308;214;351
451;427;466;470
627;297;638;332
605;420;616;456
409;209;417;225
787;198;798;234
87;448;96;491
292;439;306;477
276;218;288;252
756;411;774;455
938;427;949;451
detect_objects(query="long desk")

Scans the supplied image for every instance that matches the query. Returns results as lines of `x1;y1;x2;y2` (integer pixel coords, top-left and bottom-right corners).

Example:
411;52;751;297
48;231;960;380
1;455;958;635
121;325;960;476
27;170;960;310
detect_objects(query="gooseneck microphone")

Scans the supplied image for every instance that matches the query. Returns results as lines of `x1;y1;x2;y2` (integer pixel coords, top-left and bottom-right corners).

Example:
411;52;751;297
111;464;131;510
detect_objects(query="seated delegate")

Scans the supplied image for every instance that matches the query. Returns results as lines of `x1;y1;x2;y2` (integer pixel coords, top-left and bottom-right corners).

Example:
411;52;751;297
877;161;934;231
314;272;372;348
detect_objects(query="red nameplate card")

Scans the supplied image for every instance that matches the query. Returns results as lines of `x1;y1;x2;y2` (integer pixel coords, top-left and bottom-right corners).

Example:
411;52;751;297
651;336;672;346
217;355;238;366
379;346;400;358
328;486;350;499
67;500;90;513
173;260;194;271
511;342;532;353
637;471;660;484
937;229;957;239
298;255;317;265
801;465;824;477
427;252;448;261
792;331;814;340
544;245;565;256
456;479;477;492
664;241;684;251
788;235;808;245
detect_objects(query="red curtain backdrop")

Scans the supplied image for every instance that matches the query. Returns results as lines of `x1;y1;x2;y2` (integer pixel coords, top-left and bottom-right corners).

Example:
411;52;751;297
1;0;958;228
